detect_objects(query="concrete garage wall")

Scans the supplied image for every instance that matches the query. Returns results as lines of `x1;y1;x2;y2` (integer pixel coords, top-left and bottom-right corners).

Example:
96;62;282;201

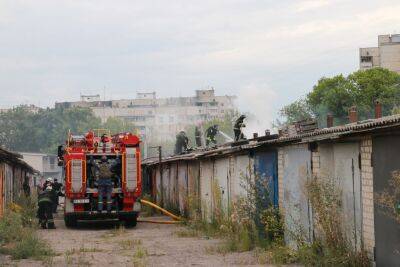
200;159;214;219
178;162;188;214
143;116;400;266
231;154;252;199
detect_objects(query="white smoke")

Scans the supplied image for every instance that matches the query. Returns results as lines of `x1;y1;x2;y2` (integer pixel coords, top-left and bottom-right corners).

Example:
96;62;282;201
236;84;278;138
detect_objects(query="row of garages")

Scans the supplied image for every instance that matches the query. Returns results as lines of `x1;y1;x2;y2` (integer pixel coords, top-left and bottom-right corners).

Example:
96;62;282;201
143;114;400;266
0;148;37;217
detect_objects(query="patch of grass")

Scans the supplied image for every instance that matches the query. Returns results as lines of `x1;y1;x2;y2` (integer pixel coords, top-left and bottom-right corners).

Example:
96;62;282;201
8;234;55;260
0;201;55;262
118;239;142;250
131;245;148;267
133;246;147;258
79;247;103;253
101;225;126;239
175;228;199;238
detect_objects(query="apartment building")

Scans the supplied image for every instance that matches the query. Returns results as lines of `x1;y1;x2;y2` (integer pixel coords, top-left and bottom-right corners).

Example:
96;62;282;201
55;89;237;143
360;34;400;73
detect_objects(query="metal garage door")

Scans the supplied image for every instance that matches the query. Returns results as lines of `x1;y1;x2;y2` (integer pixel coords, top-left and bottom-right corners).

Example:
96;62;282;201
254;151;278;208
282;145;313;247
373;136;400;266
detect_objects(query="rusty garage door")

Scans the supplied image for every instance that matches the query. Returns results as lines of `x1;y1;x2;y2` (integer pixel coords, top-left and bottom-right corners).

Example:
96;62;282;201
372;136;400;266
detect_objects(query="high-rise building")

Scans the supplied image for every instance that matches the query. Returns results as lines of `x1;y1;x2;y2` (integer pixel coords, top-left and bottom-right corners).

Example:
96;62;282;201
55;89;237;144
360;34;400;73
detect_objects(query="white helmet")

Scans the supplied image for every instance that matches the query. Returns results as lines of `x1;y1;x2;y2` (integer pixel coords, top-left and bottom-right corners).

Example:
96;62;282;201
46;177;54;183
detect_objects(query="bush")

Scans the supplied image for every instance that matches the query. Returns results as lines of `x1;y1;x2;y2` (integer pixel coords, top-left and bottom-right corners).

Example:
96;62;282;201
0;199;54;261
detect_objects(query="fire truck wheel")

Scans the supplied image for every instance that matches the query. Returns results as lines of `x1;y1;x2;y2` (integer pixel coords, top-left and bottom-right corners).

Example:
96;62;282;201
64;214;78;228
123;216;137;228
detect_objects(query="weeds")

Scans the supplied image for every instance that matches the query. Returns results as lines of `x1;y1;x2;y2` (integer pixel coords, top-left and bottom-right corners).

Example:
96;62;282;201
182;170;284;255
375;170;400;223
0;197;55;261
118;239;142;250
302;178;370;266
131;245;148;267
175;228;200;238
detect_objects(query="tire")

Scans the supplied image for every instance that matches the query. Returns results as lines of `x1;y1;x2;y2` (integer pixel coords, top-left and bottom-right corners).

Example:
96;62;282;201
123;215;137;228
64;214;78;228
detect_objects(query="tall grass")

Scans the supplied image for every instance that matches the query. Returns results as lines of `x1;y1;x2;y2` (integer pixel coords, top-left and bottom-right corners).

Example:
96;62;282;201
375;170;400;223
183;170;284;253
0;195;55;261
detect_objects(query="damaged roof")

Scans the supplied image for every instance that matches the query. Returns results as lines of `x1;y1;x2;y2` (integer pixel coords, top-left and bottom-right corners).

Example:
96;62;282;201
0;147;39;173
142;114;400;166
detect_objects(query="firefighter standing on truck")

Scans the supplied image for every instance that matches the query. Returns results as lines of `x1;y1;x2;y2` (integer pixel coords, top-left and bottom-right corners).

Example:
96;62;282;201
97;155;114;212
37;185;56;229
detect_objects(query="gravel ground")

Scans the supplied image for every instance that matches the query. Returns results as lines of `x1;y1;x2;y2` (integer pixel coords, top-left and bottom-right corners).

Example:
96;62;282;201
1;213;270;266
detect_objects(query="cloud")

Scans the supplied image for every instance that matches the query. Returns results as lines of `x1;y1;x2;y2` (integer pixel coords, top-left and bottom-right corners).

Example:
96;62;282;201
0;0;399;118
294;0;333;12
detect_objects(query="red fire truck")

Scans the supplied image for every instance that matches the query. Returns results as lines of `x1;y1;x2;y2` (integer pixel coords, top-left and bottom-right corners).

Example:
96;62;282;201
58;130;141;228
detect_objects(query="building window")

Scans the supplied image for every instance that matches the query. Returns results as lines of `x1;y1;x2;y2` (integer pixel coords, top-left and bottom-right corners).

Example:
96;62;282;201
361;56;372;63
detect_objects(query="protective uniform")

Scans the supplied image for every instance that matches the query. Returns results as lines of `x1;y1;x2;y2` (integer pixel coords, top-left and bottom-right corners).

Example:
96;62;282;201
52;179;62;213
206;125;219;147
195;126;202;147
234;115;246;141
174;131;189;154
97;156;113;212
37;186;55;229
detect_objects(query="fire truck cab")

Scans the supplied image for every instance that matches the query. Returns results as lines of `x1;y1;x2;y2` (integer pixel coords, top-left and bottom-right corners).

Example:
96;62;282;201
58;130;141;228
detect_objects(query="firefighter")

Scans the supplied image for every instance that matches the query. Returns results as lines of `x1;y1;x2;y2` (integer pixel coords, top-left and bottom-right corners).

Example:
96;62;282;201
97;155;113;212
174;131;189;154
43;177;53;189
234;115;246;142
195;126;202;147
206;125;219;147
37;185;56;229
52;178;62;213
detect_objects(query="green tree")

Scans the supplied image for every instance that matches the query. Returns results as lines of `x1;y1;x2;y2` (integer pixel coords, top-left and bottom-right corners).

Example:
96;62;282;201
0;107;137;154
280;68;400;127
102;117;136;134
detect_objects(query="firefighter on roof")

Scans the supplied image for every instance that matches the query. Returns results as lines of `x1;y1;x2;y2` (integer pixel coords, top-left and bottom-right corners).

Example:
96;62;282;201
195;126;202;147
37;185;56;229
175;131;189;154
206;125;219;147
234;115;246;141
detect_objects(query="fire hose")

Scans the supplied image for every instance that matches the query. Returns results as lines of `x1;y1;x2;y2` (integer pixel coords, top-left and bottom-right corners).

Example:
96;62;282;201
138;199;184;224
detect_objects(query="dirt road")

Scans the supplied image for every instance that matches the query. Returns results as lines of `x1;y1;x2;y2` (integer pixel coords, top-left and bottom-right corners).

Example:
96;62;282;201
2;214;267;266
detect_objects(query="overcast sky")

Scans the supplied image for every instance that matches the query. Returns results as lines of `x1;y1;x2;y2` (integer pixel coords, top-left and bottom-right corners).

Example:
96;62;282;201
1;0;399;126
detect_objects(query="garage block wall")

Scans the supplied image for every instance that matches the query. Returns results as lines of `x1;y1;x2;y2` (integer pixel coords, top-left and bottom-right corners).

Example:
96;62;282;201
360;136;375;256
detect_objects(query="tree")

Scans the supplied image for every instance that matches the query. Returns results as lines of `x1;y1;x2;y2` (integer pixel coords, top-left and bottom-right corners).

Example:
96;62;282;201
278;99;313;124
102;117;136;134
0;107;136;154
279;68;400;127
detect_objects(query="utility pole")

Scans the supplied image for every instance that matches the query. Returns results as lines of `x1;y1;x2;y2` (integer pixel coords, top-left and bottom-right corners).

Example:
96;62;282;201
150;145;163;206
158;146;163;206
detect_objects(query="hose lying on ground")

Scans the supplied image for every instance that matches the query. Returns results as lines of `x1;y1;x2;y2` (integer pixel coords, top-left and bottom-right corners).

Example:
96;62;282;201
138;199;184;223
137;218;182;224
